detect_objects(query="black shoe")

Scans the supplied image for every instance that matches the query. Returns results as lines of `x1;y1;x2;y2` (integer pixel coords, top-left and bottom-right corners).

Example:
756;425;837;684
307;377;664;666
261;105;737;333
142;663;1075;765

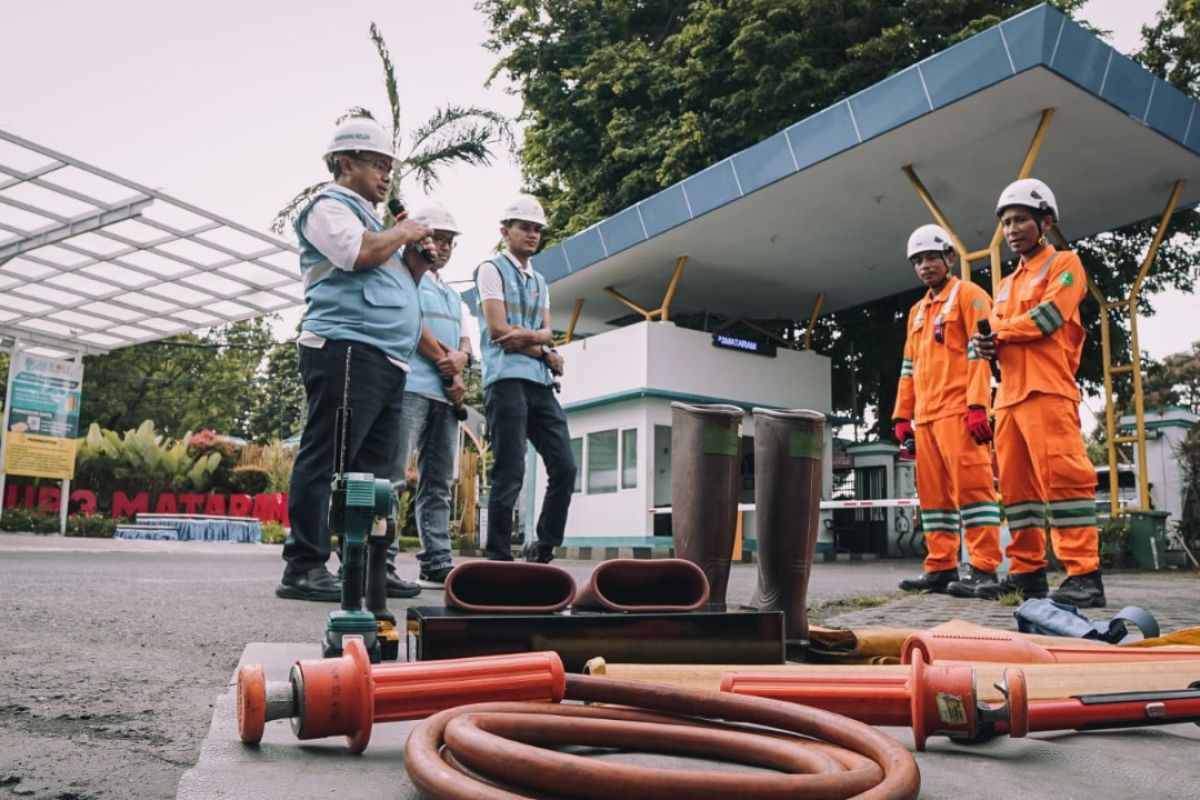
1050;570;1106;609
385;571;421;599
275;567;341;602
976;568;1049;601
899;568;959;593
417;566;453;588
522;539;556;564
946;565;998;598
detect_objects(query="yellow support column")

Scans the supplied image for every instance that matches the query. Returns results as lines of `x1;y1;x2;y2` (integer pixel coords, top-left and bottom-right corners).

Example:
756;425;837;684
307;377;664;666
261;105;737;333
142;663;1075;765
988;108;1055;297
804;292;825;350
902;108;1054;292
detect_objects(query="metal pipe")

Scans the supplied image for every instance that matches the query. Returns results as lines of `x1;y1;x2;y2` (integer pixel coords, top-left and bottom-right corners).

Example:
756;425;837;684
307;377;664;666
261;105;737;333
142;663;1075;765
660;254;688;321
805;291;825;350
901;165;972;281
989;107;1055;297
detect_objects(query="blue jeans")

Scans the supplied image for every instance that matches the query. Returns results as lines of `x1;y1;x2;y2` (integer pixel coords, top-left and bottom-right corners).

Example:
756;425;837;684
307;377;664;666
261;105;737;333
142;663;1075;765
387;392;458;572
483;379;576;560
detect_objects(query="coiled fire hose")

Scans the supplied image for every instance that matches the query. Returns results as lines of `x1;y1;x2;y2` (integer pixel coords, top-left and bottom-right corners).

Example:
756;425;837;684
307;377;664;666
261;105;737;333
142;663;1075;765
404;673;920;800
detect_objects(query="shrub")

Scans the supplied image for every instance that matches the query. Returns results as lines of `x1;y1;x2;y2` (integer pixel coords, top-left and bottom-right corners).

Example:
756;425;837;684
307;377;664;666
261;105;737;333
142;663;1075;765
238;440;294;493
66;514;117;538
230;465;272;495
188;430;238;491
261;520;286;544
1099;517;1132;569
0;507;60;534
74;421;223;501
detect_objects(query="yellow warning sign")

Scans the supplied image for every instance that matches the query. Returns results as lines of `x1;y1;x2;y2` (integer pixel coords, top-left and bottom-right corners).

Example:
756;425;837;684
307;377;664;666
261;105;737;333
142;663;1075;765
3;432;78;479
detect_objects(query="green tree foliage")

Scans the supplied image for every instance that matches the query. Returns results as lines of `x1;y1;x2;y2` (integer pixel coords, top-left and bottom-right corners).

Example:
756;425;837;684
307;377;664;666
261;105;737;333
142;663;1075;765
1143;340;1200;412
1140;0;1200;93
272;21;513;234
481;0;1200;437
245;341;306;443
76;318;275;440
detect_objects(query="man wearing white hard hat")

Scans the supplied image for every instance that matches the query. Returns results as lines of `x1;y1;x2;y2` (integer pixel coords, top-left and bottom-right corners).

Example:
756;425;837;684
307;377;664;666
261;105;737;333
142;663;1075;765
387;202;472;588
277;117;432;602
893;224;1003;598
973;178;1105;608
474;195;576;562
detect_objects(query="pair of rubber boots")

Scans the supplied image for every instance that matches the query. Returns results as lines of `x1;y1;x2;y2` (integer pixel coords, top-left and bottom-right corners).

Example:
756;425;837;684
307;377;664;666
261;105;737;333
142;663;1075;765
670;403;824;651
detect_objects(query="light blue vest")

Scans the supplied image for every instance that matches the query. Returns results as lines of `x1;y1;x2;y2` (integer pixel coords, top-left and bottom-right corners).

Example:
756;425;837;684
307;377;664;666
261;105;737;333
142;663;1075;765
406;273;464;400
296;186;421;365
475;255;552;389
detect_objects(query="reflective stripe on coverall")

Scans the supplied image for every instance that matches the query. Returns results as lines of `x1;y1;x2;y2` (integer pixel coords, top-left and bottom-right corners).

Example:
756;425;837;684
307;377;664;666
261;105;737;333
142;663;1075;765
991;247;1099;576
893;276;1002;573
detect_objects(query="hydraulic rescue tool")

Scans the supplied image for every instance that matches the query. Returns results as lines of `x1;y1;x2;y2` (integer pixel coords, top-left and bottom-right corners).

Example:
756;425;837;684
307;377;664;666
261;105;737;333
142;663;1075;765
722;665;1200;748
237;638;565;753
323;346;401;662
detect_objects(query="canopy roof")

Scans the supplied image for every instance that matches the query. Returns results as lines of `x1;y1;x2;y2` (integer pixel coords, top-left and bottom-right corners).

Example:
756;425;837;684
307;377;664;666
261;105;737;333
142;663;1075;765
501;4;1200;336
0;129;300;357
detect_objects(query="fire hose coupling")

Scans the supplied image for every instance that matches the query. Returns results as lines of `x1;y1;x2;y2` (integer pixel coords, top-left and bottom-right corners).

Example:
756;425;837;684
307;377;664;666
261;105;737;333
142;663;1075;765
237;637;565;753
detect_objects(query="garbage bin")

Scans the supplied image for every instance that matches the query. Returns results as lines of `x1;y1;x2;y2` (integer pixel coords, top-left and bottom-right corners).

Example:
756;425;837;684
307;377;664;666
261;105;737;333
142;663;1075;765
1129;510;1169;570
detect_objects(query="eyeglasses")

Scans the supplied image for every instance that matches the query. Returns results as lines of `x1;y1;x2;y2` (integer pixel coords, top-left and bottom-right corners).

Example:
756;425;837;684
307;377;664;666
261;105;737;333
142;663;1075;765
933;314;945;344
350;154;393;173
432;234;458;249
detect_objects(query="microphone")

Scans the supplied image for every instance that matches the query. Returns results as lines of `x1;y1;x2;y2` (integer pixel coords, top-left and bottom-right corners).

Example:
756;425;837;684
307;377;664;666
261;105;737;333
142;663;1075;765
387;199;435;264
442;374;469;422
977;319;1001;382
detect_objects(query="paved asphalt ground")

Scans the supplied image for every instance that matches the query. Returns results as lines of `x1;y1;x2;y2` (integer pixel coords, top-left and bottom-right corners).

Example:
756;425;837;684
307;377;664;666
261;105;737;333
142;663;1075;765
1;533;1198;799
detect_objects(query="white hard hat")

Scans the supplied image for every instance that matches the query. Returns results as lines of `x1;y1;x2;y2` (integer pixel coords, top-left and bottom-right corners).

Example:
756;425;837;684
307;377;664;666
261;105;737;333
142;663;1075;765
500;194;548;227
323;117;394;160
413;202;461;235
906;224;955;260
996;178;1058;221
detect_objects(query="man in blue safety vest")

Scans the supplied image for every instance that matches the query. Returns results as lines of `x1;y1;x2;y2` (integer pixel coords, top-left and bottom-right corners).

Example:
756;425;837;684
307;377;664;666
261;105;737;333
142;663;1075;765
276;117;431;602
388;203;472;587
474;195;576;562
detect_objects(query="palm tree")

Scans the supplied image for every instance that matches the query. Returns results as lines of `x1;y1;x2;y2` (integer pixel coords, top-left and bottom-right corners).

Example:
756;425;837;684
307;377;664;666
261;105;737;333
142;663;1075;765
271;21;514;234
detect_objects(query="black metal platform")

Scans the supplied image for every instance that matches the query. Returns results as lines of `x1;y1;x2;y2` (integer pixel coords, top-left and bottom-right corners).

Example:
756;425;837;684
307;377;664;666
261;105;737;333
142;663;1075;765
406;605;784;671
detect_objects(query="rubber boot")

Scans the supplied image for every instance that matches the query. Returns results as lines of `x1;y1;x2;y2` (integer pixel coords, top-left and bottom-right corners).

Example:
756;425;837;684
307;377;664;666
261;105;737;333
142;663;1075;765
749;409;825;653
670;402;744;605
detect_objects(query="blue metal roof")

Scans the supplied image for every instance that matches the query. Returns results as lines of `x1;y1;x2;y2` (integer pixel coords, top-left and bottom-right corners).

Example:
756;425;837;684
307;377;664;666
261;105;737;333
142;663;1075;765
466;4;1200;325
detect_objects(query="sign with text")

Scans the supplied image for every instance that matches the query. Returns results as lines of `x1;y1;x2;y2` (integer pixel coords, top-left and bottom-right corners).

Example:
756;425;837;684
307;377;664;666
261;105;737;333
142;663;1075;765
711;332;777;358
3;352;84;479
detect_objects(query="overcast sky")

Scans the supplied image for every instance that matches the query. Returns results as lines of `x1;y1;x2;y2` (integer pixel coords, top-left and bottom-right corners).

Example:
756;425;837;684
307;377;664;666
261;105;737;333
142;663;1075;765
0;0;1192;387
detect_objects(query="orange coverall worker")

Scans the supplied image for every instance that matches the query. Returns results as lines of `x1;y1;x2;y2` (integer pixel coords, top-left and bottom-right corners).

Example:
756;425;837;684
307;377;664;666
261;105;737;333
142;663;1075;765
990;246;1099;576
894;276;1003;573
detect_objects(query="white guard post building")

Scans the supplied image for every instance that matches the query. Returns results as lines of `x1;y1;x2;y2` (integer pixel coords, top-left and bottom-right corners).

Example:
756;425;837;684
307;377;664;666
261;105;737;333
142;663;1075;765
466;4;1200;557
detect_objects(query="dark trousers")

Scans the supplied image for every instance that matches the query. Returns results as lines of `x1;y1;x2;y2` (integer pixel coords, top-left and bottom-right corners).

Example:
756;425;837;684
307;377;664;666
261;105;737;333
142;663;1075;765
282;340;407;574
484;379;576;560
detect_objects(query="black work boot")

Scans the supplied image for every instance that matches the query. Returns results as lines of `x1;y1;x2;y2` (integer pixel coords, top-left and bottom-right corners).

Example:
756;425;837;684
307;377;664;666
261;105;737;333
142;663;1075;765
946;564;998;598
976;568;1049;601
385;570;421;599
899;568;959;593
275;567;341;602
1050;570;1106;609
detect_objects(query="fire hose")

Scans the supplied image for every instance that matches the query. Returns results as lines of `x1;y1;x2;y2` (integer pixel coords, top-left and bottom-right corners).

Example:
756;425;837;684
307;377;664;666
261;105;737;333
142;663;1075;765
238;638;920;799
405;674;920;800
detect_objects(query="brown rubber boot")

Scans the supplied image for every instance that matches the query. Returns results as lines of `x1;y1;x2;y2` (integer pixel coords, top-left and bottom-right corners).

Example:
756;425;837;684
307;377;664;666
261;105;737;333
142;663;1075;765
750;409;826;651
670;402;744;605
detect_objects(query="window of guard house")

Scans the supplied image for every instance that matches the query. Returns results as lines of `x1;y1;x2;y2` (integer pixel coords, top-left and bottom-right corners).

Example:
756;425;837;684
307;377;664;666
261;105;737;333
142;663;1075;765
570;437;583;493
587;429;618;494
621;428;637;489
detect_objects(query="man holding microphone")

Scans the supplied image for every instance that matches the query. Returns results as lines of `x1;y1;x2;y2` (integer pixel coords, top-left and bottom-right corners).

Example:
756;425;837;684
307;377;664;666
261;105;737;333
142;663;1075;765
276;117;431;602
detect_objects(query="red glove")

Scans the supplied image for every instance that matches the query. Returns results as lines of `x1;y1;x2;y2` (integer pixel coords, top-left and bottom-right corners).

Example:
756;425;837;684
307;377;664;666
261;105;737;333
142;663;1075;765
893;419;914;445
967;407;993;445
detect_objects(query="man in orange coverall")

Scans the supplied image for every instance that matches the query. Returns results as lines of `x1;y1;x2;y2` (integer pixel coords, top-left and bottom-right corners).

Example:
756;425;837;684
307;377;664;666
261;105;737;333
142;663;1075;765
973;178;1105;608
893;224;1002;597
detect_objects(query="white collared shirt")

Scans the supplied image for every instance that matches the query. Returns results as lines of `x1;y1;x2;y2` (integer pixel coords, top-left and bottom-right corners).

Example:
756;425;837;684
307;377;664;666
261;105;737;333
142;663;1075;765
475;250;550;310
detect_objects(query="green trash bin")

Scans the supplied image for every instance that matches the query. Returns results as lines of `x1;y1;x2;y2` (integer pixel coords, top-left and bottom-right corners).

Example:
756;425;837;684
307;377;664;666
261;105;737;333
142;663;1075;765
1129;510;1170;570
